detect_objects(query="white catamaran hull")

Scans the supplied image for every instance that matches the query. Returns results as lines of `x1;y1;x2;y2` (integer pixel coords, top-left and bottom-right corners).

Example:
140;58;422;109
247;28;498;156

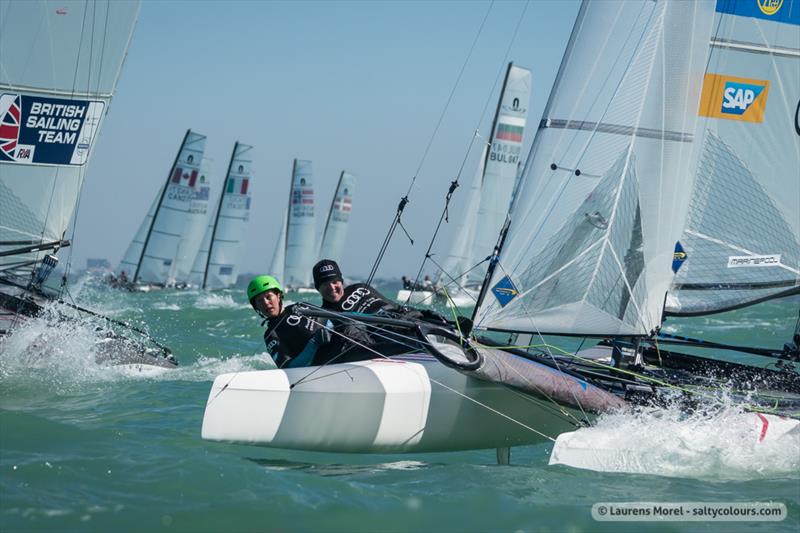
201;354;583;453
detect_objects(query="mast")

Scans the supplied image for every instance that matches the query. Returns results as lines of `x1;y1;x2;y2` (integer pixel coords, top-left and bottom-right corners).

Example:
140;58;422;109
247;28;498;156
133;129;190;283
202;142;238;289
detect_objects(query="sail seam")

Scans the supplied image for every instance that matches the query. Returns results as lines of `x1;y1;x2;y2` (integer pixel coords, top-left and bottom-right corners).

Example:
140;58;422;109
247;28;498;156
540;119;693;142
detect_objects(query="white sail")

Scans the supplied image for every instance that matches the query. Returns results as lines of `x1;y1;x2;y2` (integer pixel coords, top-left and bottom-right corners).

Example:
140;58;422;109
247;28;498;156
269;213;286;280
0;1;139;274
283;159;315;288
666;0;800;315
173;157;212;282
474;0;715;336
438;145;486;285
466;64;532;286
318;171;355;263
118;130;208;285
190;142;253;289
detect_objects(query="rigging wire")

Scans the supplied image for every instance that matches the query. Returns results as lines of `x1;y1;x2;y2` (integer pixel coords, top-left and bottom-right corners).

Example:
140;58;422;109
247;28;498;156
404;0;531;305
366;0;496;284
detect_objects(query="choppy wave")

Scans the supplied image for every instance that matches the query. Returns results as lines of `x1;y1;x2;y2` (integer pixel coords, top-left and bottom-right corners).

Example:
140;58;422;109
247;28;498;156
195;293;246;310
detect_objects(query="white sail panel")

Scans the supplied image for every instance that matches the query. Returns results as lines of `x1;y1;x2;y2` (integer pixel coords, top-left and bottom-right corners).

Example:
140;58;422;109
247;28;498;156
173;158;212;282
318;171;355;263
467;64;532;285
269;213;286;280
191;142;254;290
0;1;139;272
667;1;800;315
474;0;715;336
284;159;315;288
129;130;207;285
118;191;159;278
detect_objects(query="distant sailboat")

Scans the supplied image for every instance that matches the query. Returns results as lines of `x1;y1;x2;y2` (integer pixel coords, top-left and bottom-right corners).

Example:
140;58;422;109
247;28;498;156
117;129;208;290
189;142;254;290
422;62;531;307
270;159;316;293
0;0;175;367
317;171;355;263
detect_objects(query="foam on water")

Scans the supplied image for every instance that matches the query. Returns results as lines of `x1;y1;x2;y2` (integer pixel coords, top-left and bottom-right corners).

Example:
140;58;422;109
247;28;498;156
550;401;800;480
195;293;245;310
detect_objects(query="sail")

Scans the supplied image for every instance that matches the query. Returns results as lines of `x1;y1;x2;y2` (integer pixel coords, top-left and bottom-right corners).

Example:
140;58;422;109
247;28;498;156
269;213;286;280
318;171;355;263
173;157;212;282
466;64;532;285
0;1;139;274
666;0;800;316
283;159;315;288
119;130;207;285
473;0;716;336
438;145;486;285
190;142;253;290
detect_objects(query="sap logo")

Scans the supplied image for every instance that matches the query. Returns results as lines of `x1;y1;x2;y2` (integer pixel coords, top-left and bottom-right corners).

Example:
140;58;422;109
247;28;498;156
699;74;769;123
721;82;764;115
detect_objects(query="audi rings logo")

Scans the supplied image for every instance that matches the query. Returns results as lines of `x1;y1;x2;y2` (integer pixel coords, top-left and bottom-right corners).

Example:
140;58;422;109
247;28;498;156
319;265;334;272
341;287;369;311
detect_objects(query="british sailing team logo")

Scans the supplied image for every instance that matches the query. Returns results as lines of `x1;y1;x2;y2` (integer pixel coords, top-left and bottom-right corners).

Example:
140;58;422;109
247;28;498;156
0;95;22;160
698;74;770;122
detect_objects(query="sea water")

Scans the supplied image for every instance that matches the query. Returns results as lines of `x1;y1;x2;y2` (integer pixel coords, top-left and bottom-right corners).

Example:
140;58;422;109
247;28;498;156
1;282;798;532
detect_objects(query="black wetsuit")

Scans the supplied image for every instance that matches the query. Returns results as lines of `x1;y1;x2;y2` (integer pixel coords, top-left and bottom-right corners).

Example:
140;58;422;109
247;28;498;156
263;304;331;368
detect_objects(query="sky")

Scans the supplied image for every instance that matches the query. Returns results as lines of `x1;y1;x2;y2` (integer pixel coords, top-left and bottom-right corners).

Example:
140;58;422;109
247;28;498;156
72;0;581;280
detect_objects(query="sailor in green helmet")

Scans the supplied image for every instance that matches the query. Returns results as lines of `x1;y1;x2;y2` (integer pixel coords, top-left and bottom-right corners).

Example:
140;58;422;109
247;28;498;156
247;275;332;368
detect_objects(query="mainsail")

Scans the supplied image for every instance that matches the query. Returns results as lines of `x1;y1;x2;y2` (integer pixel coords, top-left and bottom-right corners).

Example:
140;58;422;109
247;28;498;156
317;171;355;264
282;159;315;288
473;0;716;336
0;1;139;279
172;157;211;282
466;63;532;286
117;130;207;285
666;0;800;316
189;142;254;290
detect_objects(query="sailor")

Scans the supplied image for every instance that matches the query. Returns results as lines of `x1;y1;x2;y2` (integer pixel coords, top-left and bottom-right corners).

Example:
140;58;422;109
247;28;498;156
313;259;406;316
247;275;333;368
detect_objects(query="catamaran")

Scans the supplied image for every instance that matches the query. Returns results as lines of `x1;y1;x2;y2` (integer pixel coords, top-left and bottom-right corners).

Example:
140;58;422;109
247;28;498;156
202;0;799;459
189;142;254;290
269;159;317;295
117;130;210;291
0;0;175;368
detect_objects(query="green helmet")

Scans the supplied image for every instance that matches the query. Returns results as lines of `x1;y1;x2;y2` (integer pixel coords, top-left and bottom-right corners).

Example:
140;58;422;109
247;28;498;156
247;275;282;303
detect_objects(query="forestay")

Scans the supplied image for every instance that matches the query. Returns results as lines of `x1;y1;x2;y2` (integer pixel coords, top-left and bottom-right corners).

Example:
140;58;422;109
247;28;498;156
474;0;716;336
190;142;254;289
117;130;207;285
666;0;800;316
0;1;139;274
318;171;355;264
283;159;315;288
467;64;532;286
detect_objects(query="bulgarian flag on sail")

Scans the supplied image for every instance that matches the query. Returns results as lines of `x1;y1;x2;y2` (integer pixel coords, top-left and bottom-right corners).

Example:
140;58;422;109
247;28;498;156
495;122;524;143
226;176;249;195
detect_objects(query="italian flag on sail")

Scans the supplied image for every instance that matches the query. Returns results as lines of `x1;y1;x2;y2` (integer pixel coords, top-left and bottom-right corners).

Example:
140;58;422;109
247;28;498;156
227;177;249;195
495;122;523;142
